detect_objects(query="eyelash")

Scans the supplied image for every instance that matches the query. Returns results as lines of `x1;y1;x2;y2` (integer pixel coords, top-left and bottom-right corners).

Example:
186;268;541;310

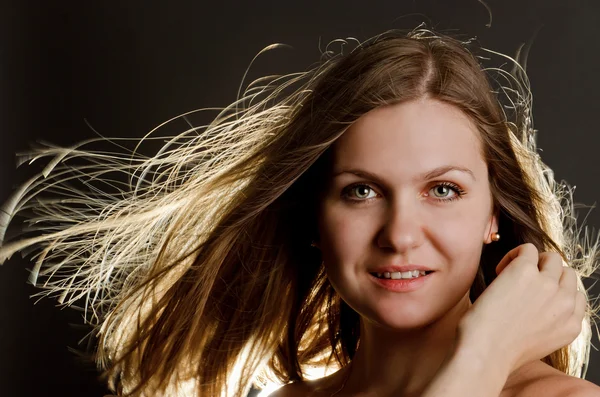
341;182;466;204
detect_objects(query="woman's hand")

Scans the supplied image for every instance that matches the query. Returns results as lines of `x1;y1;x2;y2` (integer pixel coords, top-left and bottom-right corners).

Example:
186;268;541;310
458;243;586;371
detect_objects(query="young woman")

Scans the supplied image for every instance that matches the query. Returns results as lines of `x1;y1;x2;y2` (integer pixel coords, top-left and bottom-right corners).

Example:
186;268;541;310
0;28;598;396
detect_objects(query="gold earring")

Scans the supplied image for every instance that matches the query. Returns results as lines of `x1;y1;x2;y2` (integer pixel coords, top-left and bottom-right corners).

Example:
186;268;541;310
491;232;500;242
310;240;319;248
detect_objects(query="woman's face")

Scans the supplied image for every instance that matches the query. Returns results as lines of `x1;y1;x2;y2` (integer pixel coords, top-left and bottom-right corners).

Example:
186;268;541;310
317;98;498;330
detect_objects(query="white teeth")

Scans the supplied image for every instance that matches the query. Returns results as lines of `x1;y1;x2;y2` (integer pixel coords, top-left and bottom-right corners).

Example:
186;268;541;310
376;270;428;279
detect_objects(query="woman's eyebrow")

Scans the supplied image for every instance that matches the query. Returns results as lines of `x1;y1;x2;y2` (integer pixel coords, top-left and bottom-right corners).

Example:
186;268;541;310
420;165;476;181
333;165;476;182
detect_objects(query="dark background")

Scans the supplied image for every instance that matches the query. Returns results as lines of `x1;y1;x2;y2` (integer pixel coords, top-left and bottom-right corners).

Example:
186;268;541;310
1;1;599;396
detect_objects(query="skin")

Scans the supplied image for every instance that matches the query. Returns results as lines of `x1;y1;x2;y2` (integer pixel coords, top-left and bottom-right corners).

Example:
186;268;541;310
313;97;498;396
271;97;599;396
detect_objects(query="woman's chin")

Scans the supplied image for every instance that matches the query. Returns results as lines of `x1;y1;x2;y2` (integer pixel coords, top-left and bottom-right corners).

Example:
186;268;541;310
361;307;441;331
358;295;471;333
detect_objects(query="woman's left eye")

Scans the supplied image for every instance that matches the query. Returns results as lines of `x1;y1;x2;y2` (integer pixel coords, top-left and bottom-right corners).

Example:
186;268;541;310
427;182;465;202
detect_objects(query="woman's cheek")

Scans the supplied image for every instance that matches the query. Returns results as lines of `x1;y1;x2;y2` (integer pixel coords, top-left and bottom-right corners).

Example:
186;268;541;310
430;214;484;268
321;213;362;267
319;204;378;279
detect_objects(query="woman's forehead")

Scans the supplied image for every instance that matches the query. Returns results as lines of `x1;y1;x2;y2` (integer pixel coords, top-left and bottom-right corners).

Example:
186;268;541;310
331;99;487;180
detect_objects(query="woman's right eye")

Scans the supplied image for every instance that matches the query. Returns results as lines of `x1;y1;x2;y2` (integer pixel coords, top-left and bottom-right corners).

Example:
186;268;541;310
342;184;378;202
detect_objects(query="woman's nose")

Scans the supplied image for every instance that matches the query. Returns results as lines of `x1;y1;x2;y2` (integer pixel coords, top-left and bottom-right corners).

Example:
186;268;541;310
376;198;425;253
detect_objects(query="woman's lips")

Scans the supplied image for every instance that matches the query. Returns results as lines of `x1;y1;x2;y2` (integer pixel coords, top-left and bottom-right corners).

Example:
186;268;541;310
368;271;434;292
369;264;434;273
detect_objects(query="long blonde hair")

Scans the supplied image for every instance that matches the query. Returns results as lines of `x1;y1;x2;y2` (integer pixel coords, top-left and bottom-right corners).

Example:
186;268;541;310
1;27;598;396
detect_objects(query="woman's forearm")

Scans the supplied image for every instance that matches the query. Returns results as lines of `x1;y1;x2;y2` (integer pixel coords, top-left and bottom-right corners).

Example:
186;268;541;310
421;338;512;397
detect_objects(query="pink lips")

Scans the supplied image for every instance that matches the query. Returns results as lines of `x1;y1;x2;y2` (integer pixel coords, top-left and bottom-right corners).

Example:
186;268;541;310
368;269;435;292
369;264;434;273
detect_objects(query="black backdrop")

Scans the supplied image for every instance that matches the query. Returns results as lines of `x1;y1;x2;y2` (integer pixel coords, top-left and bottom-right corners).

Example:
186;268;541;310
1;1;599;396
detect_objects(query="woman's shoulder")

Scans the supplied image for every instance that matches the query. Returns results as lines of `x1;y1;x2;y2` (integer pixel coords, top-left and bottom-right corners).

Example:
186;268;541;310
504;360;600;397
512;374;600;397
267;367;348;397
268;382;312;397
267;361;600;397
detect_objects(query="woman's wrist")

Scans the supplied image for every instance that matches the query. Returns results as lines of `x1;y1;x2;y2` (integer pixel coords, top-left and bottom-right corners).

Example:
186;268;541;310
455;333;513;376
456;316;517;373
421;332;513;397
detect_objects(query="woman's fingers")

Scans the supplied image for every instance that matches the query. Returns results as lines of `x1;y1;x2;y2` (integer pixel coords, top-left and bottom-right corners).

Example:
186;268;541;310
567;290;587;341
495;242;538;275
496;245;569;287
538;252;565;283
575;290;586;324
559;266;584;342
558;265;578;297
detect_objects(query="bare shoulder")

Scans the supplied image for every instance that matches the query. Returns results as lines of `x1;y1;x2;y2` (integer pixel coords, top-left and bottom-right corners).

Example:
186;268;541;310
506;361;600;397
266;367;347;397
515;375;600;397
267;381;312;397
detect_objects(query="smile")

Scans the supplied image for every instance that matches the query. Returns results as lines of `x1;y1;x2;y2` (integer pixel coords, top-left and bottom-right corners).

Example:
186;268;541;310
371;270;433;279
369;271;435;292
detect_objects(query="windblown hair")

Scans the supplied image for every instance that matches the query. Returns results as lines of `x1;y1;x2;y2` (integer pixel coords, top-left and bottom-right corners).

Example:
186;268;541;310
1;27;599;396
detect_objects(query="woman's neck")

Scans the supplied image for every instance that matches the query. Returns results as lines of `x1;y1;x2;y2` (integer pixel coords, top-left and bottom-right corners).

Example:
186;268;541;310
341;294;472;397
